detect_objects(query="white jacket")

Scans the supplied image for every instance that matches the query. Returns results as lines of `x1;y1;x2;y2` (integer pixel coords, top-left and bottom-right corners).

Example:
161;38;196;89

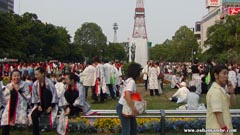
81;65;96;86
173;86;189;104
103;63;114;85
142;65;149;80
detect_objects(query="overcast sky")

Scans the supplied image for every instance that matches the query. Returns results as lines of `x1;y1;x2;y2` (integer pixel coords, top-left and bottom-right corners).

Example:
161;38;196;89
14;0;208;45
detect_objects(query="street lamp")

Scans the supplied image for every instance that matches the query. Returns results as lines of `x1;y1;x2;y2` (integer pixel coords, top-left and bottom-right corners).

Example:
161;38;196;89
192;49;196;63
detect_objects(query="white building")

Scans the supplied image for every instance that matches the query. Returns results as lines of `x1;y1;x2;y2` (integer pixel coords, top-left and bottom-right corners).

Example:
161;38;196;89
200;7;222;52
199;0;240;52
199;0;221;52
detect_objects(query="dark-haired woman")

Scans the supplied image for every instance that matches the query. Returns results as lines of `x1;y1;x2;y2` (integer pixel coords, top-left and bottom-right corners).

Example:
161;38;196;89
116;63;142;135
30;67;58;135
0;70;31;135
57;73;90;135
206;65;236;135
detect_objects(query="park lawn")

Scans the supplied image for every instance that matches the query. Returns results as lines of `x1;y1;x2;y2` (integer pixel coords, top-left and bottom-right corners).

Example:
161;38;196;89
90;84;182;110
90;84;239;110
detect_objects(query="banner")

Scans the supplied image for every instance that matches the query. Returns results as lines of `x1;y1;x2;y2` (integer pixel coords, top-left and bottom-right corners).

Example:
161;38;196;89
228;7;240;15
206;0;220;7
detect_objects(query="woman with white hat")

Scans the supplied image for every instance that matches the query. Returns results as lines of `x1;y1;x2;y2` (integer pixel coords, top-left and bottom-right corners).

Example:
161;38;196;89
169;82;190;104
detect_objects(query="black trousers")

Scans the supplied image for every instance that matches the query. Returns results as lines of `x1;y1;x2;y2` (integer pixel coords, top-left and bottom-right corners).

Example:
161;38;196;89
144;80;148;91
99;88;107;102
31;108;42;135
84;86;97;101
2;125;10;135
107;84;115;99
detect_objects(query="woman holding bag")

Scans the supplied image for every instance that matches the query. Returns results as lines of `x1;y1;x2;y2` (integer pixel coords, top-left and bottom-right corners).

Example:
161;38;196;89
116;63;142;135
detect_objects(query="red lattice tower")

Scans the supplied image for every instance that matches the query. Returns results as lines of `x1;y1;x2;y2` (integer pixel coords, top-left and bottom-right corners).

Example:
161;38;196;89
132;0;148;39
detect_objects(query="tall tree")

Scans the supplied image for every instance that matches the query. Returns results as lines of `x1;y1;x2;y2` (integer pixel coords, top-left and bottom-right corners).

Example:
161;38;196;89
0;12;72;62
172;26;199;62
204;14;240;63
74;22;107;58
0;13;23;58
150;26;199;62
105;43;127;61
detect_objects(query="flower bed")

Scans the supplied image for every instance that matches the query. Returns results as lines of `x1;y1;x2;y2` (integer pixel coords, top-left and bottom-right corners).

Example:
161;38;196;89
65;117;240;133
7;117;240;133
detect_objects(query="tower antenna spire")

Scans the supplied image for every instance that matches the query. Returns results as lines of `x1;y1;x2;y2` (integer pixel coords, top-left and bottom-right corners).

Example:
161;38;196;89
113;23;118;43
132;0;148;39
129;0;149;67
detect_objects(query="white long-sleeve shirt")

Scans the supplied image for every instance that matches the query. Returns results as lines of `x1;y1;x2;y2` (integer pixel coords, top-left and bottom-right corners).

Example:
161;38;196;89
172;86;189;104
228;70;237;88
187;92;199;110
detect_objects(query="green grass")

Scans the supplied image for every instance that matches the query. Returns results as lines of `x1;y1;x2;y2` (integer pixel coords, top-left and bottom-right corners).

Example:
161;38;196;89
90;83;239;110
2;83;240;135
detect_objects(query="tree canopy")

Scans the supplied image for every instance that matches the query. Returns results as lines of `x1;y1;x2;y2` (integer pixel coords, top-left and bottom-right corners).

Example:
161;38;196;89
150;26;199;62
73;22;128;62
203;13;240;63
0;13;129;63
73;22;107;59
0;12;79;62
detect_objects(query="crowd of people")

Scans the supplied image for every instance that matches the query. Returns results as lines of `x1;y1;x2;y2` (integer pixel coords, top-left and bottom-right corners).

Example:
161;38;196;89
0;58;239;135
142;59;239;107
0;57;126;135
142;59;238;134
0;58;124;103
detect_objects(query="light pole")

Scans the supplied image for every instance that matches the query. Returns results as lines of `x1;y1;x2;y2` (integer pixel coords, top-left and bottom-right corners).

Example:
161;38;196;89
192;49;196;63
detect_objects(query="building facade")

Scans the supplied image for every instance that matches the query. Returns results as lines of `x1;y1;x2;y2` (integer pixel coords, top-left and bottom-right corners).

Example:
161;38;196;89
199;0;240;52
194;21;201;45
0;0;14;13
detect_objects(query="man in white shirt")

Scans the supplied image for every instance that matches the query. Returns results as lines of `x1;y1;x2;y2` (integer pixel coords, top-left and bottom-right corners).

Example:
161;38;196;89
170;73;180;89
94;57;106;103
103;60;115;100
169;82;190;104
55;77;65;98
228;65;237;89
142;61;150;91
81;60;97;102
187;86;199;110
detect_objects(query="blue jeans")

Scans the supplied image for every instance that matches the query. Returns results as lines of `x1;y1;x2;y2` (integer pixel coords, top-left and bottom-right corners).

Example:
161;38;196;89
116;103;137;135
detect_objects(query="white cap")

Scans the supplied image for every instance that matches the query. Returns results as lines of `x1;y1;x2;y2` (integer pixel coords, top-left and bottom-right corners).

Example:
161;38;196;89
180;82;186;87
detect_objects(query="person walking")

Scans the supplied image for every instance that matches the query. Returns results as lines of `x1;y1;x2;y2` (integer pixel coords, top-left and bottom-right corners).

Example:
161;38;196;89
142;61;150;91
103;60;115;100
116;63;142;135
94;57;106;103
148;62;160;96
81;60;97;103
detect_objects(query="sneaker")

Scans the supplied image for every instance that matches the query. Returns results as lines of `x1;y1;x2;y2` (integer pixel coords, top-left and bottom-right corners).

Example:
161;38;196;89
168;98;172;101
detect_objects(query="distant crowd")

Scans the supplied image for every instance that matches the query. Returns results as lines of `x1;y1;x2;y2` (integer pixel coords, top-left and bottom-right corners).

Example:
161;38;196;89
142;59;240;110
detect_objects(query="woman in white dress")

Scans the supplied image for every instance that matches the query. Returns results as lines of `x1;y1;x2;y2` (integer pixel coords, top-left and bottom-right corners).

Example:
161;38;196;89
148;62;160;96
